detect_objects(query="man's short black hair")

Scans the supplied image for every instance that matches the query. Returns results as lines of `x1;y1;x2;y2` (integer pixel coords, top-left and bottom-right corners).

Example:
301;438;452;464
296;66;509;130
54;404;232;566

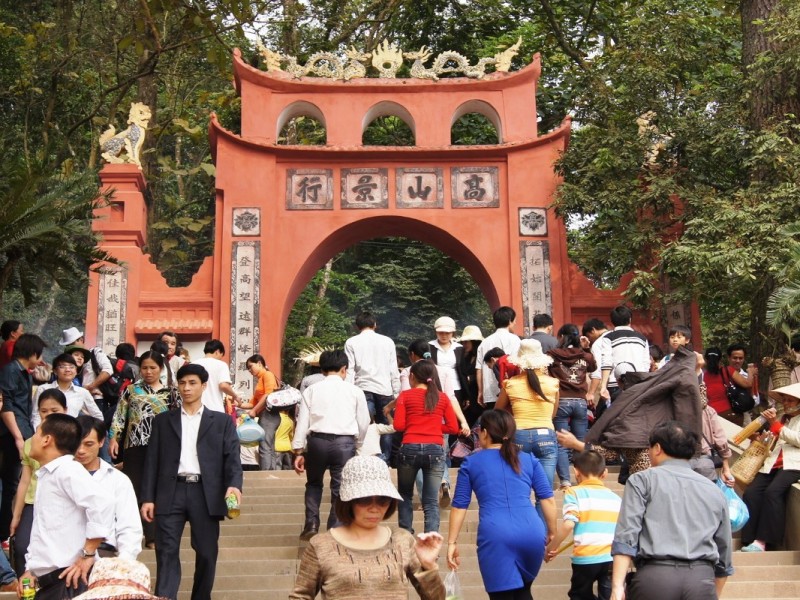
203;339;225;355
115;343;136;362
355;311;377;330
177;363;209;383
319;350;348;373
610;306;633;327
573;450;606;477
532;314;553;329
11;334;46;360
0;320;21;341
52;353;78;370
668;325;692;340
726;343;746;357
40;414;81;455
581;318;606;336
648;420;698;460
77;415;107;442
492;306;516;328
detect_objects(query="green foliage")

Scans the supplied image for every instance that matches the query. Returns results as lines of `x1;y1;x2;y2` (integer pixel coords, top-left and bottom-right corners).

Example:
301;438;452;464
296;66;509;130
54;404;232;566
362;116;415;146
451;113;498;145
278;116;327;145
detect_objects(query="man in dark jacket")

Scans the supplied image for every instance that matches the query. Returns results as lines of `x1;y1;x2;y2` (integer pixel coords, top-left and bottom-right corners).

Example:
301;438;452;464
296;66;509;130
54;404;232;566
141;363;242;600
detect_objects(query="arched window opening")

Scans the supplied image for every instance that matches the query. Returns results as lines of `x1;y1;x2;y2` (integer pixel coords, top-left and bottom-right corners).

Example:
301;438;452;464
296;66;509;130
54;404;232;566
362;116;415;146
277;116;327;145
451;113;500;145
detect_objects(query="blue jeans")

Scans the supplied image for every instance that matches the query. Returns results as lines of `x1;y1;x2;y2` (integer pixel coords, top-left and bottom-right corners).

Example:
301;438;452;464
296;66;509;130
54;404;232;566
515;427;557;516
553;398;589;485
397;444;446;533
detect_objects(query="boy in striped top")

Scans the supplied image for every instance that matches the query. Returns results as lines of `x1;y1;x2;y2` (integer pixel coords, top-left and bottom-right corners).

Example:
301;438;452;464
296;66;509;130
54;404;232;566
546;450;621;600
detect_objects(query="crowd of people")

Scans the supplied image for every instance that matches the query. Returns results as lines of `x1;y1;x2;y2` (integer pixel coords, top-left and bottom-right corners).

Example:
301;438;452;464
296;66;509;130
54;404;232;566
0;308;798;600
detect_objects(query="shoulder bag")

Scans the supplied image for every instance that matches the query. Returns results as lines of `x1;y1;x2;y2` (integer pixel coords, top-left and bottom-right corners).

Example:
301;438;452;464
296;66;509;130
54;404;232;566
720;366;755;414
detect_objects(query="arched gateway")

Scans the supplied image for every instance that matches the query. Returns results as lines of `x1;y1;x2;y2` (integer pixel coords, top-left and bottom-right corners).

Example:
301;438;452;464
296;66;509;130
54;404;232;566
86;47;683;392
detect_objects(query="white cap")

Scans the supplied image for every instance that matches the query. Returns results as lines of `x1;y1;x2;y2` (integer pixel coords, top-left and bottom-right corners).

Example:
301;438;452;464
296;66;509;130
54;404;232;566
434;316;456;332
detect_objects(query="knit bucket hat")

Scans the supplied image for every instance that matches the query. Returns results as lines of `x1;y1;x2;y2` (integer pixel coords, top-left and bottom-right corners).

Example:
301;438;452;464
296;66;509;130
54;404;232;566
508;338;553;371
339;455;403;502
73;558;167;600
458;325;484;342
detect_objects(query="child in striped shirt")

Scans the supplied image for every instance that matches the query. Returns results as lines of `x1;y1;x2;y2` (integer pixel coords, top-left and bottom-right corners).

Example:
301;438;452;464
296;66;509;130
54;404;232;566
546;450;621;600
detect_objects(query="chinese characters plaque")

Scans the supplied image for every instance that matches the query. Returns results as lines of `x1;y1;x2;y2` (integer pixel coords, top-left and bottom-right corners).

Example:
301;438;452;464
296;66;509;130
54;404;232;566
396;168;444;208
286;169;333;210
97;268;127;356
230;242;260;399
519;241;552;337
451;167;500;208
341;168;389;209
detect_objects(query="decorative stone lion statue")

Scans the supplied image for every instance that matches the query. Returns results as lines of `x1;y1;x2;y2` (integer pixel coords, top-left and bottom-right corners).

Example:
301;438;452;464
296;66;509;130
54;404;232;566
99;102;152;167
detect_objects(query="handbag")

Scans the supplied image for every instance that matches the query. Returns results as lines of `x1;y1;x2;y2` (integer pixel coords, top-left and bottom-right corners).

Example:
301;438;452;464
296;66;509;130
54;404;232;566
267;381;303;408
449;435;475;459
720;367;755;414
701;432;724;469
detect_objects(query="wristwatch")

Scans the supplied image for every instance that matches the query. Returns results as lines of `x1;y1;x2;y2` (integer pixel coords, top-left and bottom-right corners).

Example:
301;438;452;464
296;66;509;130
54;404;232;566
81;549;96;558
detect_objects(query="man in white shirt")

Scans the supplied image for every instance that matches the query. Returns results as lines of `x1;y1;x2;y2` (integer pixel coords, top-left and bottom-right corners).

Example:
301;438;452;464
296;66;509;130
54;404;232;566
74;416;142;560
192;339;241;412
32;354;104;430
293;350;370;541
344;312;400;459
596;306;650;404
21;413;114;600
476;306;521;407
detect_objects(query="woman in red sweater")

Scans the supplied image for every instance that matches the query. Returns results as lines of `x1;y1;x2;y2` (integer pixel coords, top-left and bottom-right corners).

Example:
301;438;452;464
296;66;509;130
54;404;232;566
393;359;459;534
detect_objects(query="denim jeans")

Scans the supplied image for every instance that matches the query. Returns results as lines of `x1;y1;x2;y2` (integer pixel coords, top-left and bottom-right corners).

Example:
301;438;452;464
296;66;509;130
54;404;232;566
364;392;394;461
397;443;446;533
553;398;589;485
515;427;557;518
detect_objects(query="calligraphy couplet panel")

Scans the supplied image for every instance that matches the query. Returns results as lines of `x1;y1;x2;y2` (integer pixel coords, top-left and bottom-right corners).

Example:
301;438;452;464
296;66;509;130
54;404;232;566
230;242;260;400
286;169;333;210
450;167;500;208
341;168;389;209
520;241;553;337
97;268;127;356
396;168;444;208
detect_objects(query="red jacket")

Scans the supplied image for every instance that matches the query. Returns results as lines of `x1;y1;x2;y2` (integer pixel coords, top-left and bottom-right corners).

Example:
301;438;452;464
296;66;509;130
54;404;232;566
393;387;459;444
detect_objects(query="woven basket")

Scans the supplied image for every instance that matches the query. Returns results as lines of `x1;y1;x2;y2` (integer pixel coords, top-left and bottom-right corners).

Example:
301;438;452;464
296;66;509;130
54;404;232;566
731;439;772;486
770;361;793;390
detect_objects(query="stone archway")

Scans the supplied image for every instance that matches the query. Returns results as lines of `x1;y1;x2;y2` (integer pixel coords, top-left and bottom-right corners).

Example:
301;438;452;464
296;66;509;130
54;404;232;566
87;45;672;393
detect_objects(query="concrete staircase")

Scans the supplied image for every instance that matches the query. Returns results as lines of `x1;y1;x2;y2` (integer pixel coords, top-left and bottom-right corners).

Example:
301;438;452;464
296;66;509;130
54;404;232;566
133;467;799;599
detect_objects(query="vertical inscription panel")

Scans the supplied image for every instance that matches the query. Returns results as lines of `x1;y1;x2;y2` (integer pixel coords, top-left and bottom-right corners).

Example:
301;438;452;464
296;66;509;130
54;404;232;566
341;168;389;209
396;168;444;208
97;268;127;356
451;166;500;208
230;242;260;400
286;169;333;210
520;241;552;337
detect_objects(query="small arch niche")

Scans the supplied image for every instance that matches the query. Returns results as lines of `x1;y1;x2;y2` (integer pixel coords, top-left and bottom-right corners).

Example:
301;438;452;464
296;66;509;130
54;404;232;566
277;101;327;145
451;100;502;145
362;101;415;146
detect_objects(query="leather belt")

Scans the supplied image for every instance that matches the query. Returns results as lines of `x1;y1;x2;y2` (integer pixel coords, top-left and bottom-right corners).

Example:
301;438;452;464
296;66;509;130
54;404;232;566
176;474;201;483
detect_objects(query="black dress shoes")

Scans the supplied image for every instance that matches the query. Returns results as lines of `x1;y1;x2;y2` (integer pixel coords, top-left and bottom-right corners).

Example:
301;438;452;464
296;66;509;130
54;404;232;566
299;523;319;541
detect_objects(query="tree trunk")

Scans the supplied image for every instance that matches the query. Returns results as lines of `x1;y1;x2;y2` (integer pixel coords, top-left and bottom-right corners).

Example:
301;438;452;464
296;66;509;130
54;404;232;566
282;0;300;55
295;259;333;380
31;291;56;334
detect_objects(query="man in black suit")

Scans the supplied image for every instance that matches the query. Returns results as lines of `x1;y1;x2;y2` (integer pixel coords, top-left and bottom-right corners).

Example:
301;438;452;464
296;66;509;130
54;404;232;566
141;363;243;600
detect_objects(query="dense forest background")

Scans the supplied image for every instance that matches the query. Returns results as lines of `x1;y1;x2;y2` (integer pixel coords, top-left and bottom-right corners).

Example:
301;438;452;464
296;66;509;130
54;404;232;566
1;1;799;378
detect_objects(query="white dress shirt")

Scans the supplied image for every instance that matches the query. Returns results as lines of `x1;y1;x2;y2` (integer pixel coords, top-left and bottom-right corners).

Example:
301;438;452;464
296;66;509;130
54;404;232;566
32;382;104;430
476;327;521;403
344;329;401;397
81;348;113;400
192;357;232;413
27;454;114;576
292;375;370;451
90;460;142;559
178;406;204;475
430;340;462;392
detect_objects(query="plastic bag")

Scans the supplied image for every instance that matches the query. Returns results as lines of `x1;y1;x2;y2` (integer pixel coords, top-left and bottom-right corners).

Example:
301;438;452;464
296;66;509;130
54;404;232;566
716;478;749;532
444;569;462;600
236;415;265;447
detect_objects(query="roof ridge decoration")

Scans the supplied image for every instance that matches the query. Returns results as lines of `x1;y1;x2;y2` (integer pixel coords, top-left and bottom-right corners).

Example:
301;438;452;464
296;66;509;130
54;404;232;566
255;38;522;82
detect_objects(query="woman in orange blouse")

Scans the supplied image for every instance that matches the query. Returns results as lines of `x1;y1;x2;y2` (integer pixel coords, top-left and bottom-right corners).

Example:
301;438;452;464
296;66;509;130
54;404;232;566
245;354;280;470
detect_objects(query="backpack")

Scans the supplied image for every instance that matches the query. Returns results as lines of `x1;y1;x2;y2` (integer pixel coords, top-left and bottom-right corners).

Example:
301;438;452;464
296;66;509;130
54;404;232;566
89;348;124;406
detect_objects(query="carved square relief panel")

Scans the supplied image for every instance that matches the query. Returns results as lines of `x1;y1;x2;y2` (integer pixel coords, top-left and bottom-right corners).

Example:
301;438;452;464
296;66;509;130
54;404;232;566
451;167;500;208
396;168;444;208
286;169;333;210
232;208;261;236
341;168;389;209
518;208;547;236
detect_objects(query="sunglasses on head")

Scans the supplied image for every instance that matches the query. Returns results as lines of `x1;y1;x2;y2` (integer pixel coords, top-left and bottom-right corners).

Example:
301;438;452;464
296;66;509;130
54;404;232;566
353;496;392;507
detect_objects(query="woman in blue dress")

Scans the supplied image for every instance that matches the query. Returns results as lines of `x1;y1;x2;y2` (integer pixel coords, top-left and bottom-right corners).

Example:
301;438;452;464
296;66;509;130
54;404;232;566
446;410;557;600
